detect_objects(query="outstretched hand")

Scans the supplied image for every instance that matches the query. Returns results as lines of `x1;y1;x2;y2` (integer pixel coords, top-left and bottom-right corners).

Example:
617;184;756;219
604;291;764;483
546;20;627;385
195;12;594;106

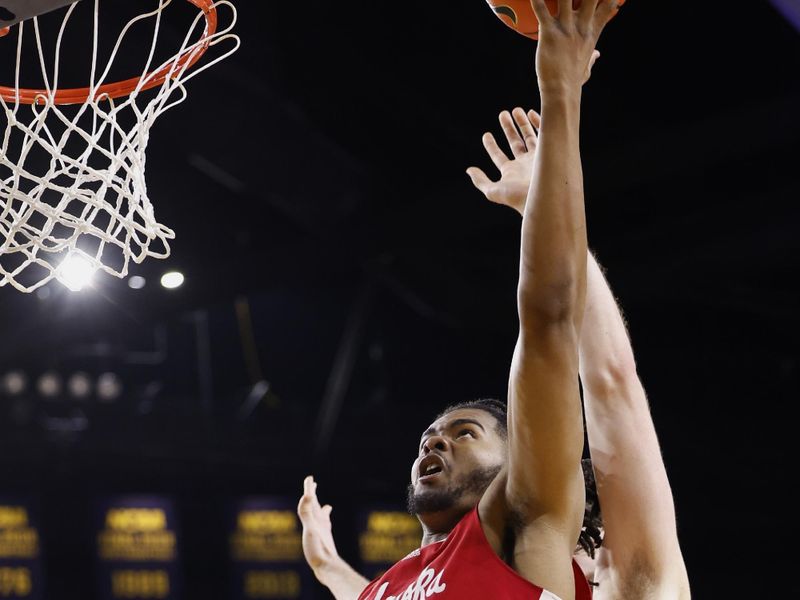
465;39;603;213
466;108;540;216
297;476;339;574
530;0;618;92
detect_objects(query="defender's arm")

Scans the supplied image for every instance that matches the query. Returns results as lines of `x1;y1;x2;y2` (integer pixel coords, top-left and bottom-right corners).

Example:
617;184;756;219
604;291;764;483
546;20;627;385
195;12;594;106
580;257;691;598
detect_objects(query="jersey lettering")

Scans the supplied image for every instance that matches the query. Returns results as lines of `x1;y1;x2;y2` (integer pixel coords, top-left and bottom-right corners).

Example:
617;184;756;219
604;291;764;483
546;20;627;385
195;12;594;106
373;566;447;600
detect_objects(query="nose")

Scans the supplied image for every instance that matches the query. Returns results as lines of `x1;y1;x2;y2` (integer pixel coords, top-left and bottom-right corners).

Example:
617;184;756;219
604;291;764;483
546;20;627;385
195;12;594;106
422;435;448;454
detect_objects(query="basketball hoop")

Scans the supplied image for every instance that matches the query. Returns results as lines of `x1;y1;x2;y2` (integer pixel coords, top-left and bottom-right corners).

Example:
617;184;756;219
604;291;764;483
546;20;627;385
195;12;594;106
0;0;239;292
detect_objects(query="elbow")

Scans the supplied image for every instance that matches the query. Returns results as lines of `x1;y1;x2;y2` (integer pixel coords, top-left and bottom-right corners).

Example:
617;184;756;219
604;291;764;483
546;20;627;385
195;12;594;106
580;359;639;399
518;276;580;327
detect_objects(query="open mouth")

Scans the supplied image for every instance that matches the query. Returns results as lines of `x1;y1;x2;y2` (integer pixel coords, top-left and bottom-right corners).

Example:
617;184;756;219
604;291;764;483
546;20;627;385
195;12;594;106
418;455;446;482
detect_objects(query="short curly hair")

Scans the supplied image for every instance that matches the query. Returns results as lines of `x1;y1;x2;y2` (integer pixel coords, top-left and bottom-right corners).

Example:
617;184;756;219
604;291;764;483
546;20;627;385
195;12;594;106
439;398;604;558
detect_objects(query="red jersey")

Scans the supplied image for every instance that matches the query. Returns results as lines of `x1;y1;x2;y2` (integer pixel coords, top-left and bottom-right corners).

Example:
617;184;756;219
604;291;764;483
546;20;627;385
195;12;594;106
358;506;592;600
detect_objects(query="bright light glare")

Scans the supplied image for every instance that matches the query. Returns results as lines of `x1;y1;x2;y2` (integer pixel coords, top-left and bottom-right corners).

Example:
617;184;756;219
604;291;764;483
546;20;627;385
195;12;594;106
2;371;28;396
160;271;185;289
37;372;62;398
57;255;96;291
128;276;146;290
97;372;123;402
68;372;92;399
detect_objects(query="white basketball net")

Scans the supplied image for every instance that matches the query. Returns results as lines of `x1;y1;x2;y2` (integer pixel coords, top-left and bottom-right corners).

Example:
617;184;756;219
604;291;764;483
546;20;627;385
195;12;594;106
0;0;239;292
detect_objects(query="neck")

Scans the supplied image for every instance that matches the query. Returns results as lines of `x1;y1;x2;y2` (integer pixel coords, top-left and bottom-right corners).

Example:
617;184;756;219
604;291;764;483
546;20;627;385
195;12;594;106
417;507;470;547
421;530;449;546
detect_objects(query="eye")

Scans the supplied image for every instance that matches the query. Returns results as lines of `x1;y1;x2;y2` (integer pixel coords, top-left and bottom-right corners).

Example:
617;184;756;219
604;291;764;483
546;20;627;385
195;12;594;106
457;429;475;439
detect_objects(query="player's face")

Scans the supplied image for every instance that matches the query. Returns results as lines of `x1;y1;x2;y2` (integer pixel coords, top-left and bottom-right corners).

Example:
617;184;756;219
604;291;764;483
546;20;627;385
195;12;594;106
408;408;505;516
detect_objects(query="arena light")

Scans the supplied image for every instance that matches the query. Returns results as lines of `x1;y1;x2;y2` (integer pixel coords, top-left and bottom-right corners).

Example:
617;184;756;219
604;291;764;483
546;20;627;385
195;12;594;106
2;370;28;396
97;372;123;403
160;271;185;290
56;254;96;291
37;372;62;399
128;275;147;290
68;372;92;400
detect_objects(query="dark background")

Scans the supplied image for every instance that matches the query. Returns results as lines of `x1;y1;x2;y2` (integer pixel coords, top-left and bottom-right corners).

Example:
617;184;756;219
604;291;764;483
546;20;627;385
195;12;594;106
1;0;798;597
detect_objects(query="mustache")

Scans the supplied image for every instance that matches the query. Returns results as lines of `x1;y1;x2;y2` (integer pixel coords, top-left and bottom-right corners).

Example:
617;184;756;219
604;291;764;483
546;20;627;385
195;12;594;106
406;465;502;515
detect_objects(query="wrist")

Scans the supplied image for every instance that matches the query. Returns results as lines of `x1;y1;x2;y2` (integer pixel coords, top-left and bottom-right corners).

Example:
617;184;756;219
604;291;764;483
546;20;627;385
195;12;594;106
312;553;347;586
538;80;583;103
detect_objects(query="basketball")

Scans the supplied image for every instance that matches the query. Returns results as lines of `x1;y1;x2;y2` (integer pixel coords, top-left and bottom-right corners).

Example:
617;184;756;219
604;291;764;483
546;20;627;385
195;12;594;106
486;1;625;40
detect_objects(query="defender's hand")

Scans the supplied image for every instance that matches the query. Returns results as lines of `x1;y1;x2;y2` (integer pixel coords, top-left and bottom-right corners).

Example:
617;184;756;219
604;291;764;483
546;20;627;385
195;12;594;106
297;476;339;574
529;0;618;93
466;108;541;215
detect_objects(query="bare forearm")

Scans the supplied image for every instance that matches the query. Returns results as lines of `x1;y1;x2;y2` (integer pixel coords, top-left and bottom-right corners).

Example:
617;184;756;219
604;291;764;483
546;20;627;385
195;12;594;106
578;254;637;392
506;85;589;515
579;253;671;483
519;89;587;326
579;253;684;574
314;555;370;600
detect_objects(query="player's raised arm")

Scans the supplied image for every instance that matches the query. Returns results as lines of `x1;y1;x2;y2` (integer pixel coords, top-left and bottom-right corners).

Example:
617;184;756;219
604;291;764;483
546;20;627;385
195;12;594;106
496;0;619;596
297;476;370;600
505;0;618;518
580;259;691;599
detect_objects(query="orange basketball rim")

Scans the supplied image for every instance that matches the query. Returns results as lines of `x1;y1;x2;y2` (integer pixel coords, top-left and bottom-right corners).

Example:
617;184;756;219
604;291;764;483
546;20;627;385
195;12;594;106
0;0;220;105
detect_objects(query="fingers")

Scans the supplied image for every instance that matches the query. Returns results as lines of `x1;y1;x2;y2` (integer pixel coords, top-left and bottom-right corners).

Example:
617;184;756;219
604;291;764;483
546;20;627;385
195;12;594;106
466;167;493;195
512;107;538;150
556;0;574;19
526;109;541;127
303;475;319;502
323;505;333;518
467;168;503;205
529;0;553;25
577;0;597;21
499;111;527;158
297;494;312;516
555;0;618;35
593;0;620;29
481;132;510;170
299;475;321;516
582;49;600;83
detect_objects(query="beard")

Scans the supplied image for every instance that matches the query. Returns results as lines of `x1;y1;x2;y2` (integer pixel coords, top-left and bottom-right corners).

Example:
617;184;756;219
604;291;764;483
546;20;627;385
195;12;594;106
406;465;502;515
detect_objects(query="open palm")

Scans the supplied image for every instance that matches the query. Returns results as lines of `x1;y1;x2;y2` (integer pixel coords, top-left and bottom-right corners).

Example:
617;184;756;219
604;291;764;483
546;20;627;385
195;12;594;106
466;107;540;216
466;53;600;213
297;476;338;572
